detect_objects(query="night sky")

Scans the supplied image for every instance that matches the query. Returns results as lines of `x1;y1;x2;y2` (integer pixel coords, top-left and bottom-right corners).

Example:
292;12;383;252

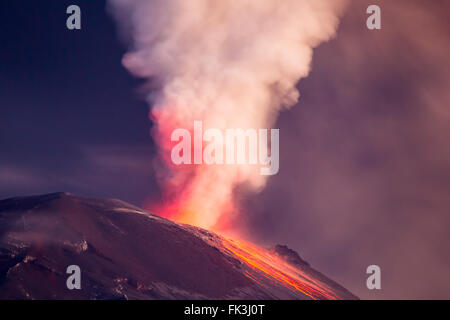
0;0;159;203
1;1;449;299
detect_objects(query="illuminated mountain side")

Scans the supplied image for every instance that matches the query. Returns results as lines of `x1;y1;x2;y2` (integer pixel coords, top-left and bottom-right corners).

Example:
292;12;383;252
0;193;357;300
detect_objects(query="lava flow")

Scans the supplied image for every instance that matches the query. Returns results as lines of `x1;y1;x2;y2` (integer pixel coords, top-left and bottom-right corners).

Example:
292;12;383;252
186;228;346;300
156;199;344;299
219;238;342;300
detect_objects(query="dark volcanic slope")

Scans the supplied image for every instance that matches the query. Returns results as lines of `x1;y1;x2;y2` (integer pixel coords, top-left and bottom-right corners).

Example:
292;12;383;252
0;193;357;300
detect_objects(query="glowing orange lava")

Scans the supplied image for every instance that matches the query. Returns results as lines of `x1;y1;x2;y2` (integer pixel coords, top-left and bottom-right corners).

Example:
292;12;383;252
220;238;341;300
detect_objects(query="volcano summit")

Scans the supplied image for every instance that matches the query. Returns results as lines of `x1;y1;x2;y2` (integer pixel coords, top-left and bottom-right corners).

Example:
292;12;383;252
0;193;357;300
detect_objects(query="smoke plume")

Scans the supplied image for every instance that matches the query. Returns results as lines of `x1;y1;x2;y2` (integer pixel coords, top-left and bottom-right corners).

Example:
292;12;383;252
108;0;347;230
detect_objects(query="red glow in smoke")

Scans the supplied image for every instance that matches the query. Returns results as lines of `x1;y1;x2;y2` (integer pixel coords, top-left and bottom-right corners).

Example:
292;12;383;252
146;112;239;230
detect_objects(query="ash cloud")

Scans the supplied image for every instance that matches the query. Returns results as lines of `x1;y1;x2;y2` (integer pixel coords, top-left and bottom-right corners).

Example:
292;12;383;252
244;0;450;299
106;0;450;299
108;0;348;229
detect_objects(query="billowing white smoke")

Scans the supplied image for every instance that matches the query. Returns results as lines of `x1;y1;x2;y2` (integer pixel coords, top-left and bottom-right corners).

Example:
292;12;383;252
108;0;347;230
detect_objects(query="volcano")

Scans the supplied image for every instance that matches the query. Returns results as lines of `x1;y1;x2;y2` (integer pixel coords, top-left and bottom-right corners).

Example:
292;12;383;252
0;193;357;300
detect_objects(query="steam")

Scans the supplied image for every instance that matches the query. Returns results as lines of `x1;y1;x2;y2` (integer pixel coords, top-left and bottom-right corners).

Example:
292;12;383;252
108;0;347;230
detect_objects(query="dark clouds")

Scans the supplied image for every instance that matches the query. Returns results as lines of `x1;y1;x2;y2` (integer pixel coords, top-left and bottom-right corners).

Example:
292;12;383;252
244;0;450;299
0;1;159;205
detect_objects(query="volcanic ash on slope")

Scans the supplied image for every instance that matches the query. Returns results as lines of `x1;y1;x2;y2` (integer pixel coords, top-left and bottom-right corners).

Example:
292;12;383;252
0;193;357;300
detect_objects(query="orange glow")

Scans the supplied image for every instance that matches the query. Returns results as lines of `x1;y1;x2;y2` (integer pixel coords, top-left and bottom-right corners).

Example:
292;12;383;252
220;238;341;300
150;191;342;299
149;108;341;299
